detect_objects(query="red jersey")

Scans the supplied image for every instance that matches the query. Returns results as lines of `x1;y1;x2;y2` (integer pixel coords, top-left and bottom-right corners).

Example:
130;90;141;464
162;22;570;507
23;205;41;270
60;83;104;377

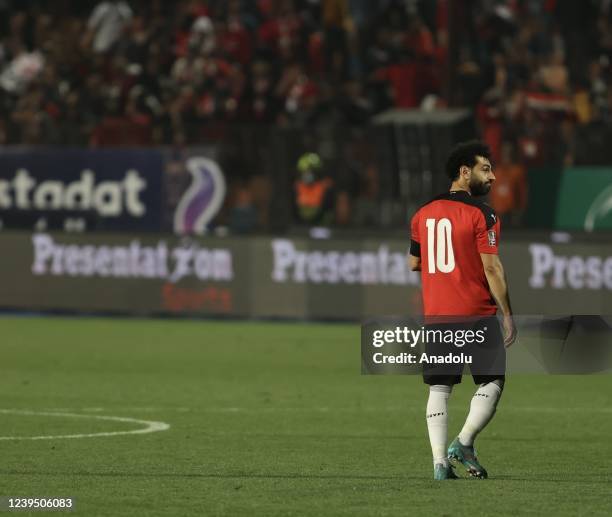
410;190;500;316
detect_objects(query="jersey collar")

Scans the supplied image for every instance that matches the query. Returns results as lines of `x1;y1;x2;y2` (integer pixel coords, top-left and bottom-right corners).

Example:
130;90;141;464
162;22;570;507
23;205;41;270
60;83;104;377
449;190;471;196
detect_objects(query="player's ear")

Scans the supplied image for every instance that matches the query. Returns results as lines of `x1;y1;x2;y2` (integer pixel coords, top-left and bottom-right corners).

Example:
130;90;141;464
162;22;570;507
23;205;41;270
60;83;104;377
460;165;471;178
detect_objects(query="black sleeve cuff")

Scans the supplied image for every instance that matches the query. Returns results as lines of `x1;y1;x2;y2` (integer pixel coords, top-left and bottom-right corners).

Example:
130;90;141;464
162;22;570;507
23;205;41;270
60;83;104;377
410;239;421;257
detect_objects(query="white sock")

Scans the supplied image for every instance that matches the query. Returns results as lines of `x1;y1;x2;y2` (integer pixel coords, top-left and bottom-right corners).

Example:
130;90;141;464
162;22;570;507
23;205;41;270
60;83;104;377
458;380;503;447
426;385;452;467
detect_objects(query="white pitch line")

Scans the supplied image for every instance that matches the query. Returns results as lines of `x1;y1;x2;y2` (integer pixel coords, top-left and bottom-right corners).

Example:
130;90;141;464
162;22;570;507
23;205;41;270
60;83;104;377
0;409;170;441
39;407;191;413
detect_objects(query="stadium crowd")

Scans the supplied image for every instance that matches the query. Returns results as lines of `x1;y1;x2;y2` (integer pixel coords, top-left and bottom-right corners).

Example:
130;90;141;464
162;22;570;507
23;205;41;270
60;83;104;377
0;0;611;229
0;1;610;150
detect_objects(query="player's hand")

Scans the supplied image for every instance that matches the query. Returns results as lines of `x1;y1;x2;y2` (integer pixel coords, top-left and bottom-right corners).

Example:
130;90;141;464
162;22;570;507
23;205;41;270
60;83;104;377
502;314;517;348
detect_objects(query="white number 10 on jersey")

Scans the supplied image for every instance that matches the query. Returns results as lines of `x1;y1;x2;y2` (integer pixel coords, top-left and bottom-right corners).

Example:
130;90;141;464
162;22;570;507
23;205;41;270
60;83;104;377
425;218;455;273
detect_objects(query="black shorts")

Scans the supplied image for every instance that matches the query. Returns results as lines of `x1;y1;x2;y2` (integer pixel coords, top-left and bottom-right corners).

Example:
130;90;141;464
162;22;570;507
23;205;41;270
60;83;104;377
422;316;506;386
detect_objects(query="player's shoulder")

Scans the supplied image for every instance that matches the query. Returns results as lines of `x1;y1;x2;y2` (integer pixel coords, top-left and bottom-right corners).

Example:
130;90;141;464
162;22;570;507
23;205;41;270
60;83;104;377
412;192;452;217
455;194;497;226
462;196;497;229
420;192;453;207
416;191;497;229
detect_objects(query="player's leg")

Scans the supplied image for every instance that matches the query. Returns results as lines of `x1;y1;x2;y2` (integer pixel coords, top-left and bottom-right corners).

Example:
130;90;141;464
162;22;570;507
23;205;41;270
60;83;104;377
459;377;504;447
424;377;460;480
426;384;452;468
422;321;463;479
449;317;506;478
448;377;504;479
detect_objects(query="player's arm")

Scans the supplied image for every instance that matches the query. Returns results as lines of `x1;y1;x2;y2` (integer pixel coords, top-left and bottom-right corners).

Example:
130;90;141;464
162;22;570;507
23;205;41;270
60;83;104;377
480;253;512;314
409;238;421;271
476;210;516;347
409;213;421;271
480;253;517;347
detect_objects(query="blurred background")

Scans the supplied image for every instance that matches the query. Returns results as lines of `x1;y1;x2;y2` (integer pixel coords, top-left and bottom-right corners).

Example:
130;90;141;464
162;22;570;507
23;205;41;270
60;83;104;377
0;0;611;318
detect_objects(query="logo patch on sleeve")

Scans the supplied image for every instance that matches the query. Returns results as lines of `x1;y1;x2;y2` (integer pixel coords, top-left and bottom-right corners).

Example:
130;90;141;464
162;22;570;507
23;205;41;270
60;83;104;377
488;230;497;246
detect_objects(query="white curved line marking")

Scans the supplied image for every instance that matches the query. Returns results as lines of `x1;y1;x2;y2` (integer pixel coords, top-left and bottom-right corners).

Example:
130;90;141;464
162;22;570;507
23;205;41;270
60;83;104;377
0;409;170;441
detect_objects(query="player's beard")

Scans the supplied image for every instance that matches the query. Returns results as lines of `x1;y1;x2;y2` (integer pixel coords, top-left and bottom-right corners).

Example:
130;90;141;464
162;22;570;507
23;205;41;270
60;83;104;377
470;177;492;196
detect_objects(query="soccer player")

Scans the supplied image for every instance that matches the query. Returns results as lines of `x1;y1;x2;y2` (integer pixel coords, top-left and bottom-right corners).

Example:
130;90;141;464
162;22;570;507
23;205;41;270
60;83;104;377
409;140;517;480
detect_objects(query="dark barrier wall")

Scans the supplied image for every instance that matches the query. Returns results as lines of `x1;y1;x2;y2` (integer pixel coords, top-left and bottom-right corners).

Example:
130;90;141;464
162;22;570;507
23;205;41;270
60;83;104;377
1;146;610;234
0;232;611;319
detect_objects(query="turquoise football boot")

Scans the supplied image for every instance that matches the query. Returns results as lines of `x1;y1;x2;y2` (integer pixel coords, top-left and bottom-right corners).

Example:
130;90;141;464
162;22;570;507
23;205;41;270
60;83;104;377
433;463;458;480
448;437;488;479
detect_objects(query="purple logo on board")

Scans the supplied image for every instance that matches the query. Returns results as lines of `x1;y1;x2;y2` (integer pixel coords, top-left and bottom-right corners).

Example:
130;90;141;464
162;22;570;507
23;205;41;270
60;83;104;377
174;157;226;234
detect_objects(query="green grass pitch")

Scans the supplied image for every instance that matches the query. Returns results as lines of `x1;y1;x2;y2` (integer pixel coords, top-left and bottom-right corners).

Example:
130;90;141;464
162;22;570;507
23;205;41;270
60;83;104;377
1;317;611;516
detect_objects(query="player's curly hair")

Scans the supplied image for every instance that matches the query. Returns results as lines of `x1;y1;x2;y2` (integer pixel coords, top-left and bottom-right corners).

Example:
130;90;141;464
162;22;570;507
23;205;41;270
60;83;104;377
445;140;492;180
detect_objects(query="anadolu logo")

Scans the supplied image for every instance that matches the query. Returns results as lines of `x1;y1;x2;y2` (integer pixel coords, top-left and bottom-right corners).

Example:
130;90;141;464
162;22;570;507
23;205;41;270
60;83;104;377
585;184;612;232
174;157;226;235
